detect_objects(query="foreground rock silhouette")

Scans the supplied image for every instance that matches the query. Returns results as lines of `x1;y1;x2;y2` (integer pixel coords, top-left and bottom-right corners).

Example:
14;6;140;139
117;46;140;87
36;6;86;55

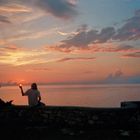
0;99;140;140
0;98;13;107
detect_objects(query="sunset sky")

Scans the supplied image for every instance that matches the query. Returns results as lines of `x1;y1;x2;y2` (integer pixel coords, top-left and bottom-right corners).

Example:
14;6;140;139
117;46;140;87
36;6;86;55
0;0;140;85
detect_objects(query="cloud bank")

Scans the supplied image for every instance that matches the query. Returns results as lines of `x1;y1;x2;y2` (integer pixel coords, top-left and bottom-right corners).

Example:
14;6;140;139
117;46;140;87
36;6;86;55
123;52;140;58
59;15;140;48
0;15;11;23
44;9;140;53
57;57;96;62
35;0;78;19
0;0;78;21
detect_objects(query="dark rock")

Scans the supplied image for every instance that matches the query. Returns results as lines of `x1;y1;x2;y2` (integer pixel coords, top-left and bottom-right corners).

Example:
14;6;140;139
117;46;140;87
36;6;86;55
0;98;13;107
121;101;140;108
0;105;140;139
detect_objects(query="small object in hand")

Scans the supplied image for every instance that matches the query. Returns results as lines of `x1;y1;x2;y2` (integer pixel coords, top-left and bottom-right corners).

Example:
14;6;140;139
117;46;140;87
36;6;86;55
19;84;22;88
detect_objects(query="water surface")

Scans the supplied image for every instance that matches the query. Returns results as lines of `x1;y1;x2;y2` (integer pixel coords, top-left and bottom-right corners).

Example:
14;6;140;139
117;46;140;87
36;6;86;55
0;84;140;107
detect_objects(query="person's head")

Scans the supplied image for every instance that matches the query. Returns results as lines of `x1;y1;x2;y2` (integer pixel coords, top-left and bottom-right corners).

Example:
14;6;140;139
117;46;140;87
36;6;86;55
31;83;38;90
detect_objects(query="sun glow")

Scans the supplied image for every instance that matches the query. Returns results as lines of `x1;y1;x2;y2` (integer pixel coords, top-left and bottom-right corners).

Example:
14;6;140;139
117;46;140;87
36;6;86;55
0;49;49;66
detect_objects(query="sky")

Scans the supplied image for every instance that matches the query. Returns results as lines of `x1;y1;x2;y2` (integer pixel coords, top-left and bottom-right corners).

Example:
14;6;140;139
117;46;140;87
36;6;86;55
0;0;140;85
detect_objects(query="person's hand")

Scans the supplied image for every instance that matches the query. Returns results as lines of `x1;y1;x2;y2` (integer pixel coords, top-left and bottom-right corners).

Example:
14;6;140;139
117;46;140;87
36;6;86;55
19;84;22;89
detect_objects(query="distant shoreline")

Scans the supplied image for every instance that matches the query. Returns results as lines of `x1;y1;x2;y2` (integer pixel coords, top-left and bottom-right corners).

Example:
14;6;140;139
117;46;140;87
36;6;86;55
0;83;140;87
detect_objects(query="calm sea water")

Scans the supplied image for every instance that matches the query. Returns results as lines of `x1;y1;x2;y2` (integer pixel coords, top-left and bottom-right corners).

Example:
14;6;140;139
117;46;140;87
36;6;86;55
0;84;140;107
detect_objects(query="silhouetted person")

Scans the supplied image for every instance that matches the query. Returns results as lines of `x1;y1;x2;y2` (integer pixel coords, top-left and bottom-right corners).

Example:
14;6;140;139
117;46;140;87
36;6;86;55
19;83;41;106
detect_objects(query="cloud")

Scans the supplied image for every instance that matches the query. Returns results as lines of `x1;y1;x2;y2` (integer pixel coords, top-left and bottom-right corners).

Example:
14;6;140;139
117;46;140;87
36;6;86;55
57;31;69;36
0;4;46;25
45;9;140;52
102;69;126;84
113;45;133;51
27;68;50;71
97;27;115;43
59;14;140;49
97;73;140;84
107;69;123;79
135;9;140;16
0;0;78;28
44;45;76;53
0;44;21;52
58;25;116;49
114;70;123;77
0;15;11;23
113;9;140;41
45;42;139;54
56;57;96;62
3;45;20;51
0;28;58;45
57;30;78;36
0;81;17;86
123;52;140;58
0;4;31;13
0;45;51;66
0;0;10;5
103;45;137;52
60;25;99;48
1;0;78;19
126;75;140;83
1;44;88;66
35;0;78;19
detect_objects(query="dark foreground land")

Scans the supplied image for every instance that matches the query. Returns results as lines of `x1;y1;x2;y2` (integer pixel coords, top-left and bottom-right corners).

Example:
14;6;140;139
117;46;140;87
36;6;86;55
0;105;140;140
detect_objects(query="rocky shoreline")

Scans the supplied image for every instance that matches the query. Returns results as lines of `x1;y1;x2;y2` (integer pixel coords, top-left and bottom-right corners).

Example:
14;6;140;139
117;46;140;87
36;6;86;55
0;105;140;140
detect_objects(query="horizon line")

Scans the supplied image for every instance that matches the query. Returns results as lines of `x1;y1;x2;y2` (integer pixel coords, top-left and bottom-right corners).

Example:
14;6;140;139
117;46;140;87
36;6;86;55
0;82;140;87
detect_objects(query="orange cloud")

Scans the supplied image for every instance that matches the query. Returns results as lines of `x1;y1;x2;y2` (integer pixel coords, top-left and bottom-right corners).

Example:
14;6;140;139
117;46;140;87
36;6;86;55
0;45;50;66
0;27;58;45
44;42;139;54
56;57;96;62
122;52;140;58
0;4;31;13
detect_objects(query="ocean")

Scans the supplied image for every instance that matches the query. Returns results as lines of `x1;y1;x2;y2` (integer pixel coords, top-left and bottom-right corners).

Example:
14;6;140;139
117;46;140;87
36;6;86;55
0;84;140;107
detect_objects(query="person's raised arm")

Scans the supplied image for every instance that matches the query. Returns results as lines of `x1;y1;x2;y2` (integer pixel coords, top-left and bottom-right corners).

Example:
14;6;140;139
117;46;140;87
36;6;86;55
19;84;24;96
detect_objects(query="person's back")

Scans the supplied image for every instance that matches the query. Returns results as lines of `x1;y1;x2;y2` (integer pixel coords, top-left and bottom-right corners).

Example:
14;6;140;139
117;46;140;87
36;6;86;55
19;83;41;106
25;88;40;106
